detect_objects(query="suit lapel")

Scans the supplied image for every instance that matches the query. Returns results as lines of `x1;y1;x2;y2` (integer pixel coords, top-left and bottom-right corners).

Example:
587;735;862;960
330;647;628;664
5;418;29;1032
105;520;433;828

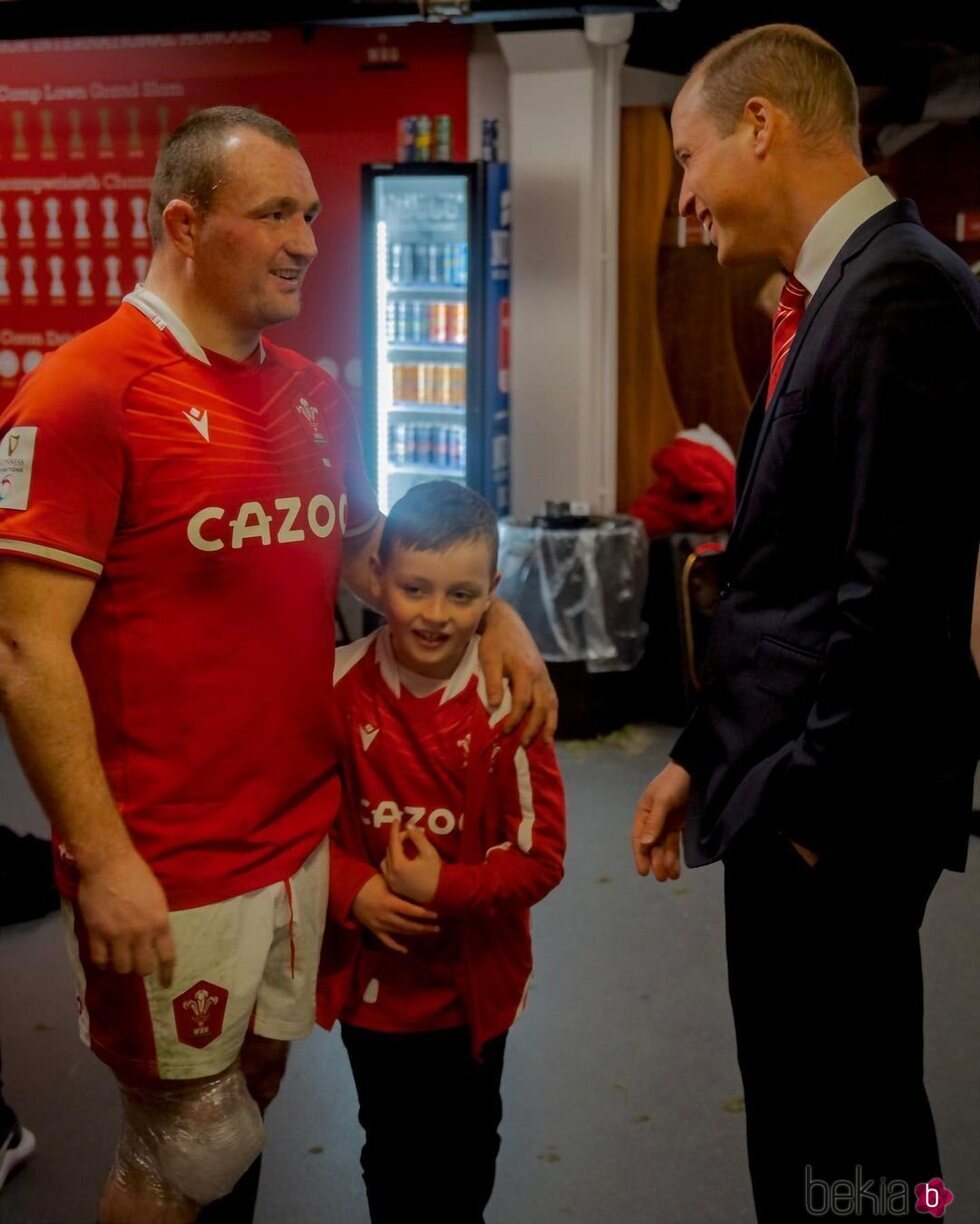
726;200;918;555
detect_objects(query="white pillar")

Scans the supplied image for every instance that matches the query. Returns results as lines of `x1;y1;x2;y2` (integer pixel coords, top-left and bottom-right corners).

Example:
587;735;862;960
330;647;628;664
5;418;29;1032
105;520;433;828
468;26;510;160
499;16;631;517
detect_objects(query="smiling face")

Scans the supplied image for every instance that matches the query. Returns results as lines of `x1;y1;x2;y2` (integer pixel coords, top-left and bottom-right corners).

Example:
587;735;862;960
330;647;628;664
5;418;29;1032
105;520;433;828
189;127;319;349
671;77;769;267
372;538;499;681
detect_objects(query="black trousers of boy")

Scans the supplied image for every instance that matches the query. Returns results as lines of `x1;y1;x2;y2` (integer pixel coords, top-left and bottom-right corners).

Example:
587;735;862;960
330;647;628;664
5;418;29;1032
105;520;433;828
341;1024;507;1224
724;822;943;1224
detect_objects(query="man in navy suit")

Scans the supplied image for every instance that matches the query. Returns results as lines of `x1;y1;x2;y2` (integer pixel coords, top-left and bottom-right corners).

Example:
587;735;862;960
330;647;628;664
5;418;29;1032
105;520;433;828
631;24;979;1223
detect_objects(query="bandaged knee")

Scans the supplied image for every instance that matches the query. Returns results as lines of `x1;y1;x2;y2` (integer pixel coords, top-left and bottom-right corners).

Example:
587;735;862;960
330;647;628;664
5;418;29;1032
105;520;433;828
113;1064;266;1206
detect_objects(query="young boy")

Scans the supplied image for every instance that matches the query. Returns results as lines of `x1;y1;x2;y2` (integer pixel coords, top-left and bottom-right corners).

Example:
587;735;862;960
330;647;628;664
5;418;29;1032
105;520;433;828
317;480;565;1224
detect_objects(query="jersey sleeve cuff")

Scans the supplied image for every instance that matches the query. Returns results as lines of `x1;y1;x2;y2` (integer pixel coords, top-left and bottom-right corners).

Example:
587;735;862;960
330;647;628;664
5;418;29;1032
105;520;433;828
0;538;103;577
344;510;380;541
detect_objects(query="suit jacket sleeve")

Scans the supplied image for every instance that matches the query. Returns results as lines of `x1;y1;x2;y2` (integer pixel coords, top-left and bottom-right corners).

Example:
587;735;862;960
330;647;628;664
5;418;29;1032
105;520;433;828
769;255;978;851
670;704;709;776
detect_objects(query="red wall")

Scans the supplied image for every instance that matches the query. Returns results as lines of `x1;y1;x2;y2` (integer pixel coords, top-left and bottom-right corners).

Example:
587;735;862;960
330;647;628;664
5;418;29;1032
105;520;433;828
0;25;470;407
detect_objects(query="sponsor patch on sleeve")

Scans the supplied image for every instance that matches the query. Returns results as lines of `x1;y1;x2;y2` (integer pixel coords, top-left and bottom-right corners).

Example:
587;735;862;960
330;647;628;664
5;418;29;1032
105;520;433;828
0;426;37;511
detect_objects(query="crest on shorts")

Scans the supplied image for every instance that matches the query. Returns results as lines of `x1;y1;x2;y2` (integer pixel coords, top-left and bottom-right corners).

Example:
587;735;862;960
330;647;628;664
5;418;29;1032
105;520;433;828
173;979;229;1048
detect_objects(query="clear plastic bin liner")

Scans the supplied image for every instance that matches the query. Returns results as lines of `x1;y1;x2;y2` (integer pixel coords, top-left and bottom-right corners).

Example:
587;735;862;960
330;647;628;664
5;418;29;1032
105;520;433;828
497;514;649;672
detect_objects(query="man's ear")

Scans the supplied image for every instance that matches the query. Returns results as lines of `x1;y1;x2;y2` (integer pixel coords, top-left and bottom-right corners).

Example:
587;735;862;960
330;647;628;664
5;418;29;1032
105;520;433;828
743;96;776;156
161;199;201;258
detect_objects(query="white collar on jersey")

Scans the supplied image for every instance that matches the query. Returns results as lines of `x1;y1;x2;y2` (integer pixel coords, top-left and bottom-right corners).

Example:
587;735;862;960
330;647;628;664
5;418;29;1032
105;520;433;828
374;626;510;724
124;284;267;366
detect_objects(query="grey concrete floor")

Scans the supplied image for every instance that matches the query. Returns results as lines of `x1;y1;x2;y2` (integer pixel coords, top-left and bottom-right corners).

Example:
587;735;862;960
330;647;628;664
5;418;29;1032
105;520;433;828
1;721;978;1224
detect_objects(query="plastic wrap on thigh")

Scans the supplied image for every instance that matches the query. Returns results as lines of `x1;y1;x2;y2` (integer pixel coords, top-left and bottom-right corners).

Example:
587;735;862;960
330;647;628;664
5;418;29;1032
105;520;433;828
112;1064;266;1206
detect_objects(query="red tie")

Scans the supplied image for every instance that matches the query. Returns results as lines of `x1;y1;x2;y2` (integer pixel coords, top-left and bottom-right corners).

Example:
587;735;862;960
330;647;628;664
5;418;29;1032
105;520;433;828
766;274;808;406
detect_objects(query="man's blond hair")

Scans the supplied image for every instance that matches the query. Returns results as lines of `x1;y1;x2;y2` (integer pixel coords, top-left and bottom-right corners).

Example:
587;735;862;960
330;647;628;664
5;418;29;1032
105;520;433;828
692;24;860;157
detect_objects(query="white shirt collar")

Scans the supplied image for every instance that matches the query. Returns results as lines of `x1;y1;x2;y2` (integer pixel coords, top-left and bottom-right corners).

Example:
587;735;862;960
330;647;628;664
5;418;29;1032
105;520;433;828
124;284;266;365
376;628;483;707
794;176;895;299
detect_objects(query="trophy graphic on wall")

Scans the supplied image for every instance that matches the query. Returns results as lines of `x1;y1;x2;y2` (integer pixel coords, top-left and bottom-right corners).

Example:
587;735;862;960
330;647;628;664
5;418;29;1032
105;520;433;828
16;199;34;244
68;108;85;160
130;196;149;242
49;255;67;303
44;198;63;244
76;255;95;303
101;197;120;243
98;108;114;158
20;255;39;302
105;255;123;302
133;254;149;286
40;109;57;161
0;258;10;301
73;198;92;243
127;107;143;158
11;111;28;161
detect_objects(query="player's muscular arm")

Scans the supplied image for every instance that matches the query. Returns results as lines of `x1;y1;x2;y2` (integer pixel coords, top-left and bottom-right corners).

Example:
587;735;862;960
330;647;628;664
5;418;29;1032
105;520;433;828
341;516;384;610
0;558;175;984
479;599;558;744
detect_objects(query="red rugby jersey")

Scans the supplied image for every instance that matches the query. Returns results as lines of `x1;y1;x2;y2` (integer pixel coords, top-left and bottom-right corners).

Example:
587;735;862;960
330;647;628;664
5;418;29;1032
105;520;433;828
0;289;378;909
319;629;566;1047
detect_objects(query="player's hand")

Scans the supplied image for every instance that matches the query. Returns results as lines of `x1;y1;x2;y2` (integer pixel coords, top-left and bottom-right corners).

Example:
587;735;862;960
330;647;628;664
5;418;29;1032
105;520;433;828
479;599;558;745
632;762;691;882
76;848;176;987
351;872;440;954
381;824;443;904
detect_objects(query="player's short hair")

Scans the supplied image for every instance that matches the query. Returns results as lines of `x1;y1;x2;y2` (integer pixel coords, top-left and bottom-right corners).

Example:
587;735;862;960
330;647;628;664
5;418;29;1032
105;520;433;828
692;24;860;156
380;481;499;573
149;106;299;246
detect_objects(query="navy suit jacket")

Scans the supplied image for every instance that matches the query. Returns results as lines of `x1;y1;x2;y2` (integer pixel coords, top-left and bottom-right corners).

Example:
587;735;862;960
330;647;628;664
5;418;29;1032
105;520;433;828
672;200;980;870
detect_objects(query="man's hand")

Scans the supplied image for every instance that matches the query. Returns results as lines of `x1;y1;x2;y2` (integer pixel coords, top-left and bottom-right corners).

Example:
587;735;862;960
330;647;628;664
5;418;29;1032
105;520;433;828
632;762;691;882
76;848;177;986
479;599;558;745
351;872;440;954
381;824;443;905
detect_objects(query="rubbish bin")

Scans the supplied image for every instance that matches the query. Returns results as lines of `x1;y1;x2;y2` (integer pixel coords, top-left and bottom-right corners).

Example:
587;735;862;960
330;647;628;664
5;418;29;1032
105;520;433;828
497;512;648;738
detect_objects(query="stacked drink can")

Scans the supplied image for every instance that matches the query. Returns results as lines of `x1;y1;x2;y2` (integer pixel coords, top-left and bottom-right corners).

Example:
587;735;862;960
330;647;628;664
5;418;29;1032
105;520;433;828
434;116;452;162
387;302;467;346
388;242;468;286
390;422;466;471
392;364;465;404
397;115;453;163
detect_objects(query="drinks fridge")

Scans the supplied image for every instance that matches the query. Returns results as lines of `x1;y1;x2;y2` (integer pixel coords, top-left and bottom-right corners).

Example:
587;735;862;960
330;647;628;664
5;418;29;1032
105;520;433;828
361;162;511;514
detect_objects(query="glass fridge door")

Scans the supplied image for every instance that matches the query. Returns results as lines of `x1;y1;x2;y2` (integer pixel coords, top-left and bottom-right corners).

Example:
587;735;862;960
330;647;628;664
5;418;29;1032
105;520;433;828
372;173;470;514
